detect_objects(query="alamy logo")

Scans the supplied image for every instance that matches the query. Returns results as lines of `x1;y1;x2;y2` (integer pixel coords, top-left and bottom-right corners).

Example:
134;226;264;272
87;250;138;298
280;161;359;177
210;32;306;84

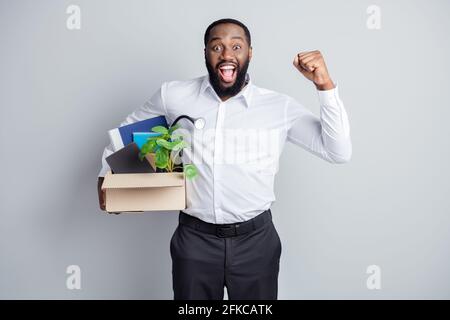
366;5;381;30
66;265;81;290
366;265;381;290
66;5;81;30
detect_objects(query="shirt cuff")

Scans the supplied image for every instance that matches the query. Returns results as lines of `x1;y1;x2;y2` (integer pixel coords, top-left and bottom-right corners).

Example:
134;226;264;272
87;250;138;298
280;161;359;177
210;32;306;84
98;166;109;178
317;83;340;106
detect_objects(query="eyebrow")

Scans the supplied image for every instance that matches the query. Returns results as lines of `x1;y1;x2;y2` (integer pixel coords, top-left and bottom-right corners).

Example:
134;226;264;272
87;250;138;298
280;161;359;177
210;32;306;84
209;36;245;43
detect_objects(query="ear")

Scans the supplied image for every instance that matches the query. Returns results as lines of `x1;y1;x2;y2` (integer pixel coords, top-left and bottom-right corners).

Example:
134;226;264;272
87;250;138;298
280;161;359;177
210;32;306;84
249;46;253;60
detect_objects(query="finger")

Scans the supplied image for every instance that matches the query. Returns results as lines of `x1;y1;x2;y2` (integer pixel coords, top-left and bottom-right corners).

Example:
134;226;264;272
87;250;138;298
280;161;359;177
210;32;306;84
302;64;315;72
299;54;317;66
297;51;314;57
294;53;312;67
299;58;317;72
294;57;309;73
299;64;312;73
294;59;309;73
303;62;318;72
298;54;317;70
293;54;300;67
297;51;314;58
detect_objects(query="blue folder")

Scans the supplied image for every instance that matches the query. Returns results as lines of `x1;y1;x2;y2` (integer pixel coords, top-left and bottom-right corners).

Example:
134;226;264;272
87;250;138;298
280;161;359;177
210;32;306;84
108;115;167;151
133;132;162;150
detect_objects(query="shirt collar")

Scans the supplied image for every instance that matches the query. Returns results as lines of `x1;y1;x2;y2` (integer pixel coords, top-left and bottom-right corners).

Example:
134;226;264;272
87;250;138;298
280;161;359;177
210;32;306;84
200;73;253;108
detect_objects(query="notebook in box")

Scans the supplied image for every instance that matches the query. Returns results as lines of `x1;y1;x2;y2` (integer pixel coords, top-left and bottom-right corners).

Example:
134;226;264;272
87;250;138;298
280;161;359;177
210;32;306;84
105;142;155;174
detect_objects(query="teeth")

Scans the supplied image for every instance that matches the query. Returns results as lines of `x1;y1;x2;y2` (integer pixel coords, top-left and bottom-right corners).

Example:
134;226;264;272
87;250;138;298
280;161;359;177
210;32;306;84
219;65;235;70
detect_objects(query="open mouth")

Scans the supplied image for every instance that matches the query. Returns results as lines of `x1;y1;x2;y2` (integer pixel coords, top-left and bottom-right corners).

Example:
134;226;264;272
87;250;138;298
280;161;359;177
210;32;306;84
218;64;237;84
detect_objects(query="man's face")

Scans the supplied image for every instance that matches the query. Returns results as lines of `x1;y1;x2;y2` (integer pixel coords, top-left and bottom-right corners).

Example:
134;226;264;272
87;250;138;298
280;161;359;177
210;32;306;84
204;23;252;99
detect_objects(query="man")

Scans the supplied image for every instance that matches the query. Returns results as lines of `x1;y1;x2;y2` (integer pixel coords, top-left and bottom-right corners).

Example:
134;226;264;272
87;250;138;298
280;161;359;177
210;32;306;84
97;18;352;300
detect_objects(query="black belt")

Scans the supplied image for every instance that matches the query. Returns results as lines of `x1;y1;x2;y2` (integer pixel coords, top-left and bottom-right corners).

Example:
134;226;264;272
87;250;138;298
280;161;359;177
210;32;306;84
179;209;272;238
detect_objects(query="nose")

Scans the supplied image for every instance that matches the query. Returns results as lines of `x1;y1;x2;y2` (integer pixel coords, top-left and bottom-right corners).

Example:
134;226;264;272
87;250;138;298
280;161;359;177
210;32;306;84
220;46;235;60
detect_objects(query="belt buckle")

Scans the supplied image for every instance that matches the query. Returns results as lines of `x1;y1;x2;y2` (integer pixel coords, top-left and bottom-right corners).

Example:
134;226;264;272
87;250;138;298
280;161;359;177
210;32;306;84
216;225;236;238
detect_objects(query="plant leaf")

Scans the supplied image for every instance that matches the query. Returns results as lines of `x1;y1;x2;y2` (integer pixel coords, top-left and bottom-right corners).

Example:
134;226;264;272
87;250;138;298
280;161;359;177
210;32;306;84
184;164;198;180
148;139;157;152
171;140;188;151
156;139;173;150
155;148;169;169
140;141;150;154
151;126;168;135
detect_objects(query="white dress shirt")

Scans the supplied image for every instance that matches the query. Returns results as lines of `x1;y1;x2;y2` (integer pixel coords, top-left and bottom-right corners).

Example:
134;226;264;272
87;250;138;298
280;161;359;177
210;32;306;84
99;74;352;223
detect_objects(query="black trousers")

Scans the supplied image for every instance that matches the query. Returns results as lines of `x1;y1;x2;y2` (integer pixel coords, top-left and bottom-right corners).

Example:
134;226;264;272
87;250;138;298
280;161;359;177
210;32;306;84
170;209;282;300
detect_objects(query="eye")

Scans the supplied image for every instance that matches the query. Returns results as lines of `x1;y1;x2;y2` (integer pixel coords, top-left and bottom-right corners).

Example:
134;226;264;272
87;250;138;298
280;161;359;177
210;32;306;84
233;44;241;50
212;45;222;52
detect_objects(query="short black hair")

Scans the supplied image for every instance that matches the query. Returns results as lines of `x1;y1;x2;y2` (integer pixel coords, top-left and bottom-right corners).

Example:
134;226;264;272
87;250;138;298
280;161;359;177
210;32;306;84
204;18;251;47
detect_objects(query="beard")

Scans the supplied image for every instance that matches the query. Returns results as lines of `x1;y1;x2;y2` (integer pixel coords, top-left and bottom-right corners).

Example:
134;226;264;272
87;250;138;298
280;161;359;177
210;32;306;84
205;56;250;98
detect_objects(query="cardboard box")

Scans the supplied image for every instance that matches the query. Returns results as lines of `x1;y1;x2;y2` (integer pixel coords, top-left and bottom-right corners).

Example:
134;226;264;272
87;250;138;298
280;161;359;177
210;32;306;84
101;170;186;212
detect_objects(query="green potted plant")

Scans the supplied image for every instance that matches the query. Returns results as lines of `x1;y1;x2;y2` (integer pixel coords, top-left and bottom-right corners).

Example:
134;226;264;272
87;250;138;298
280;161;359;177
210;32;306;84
138;124;198;180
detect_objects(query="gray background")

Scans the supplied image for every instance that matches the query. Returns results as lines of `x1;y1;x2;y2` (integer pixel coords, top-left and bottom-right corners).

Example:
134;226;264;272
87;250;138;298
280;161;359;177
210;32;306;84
1;0;449;299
